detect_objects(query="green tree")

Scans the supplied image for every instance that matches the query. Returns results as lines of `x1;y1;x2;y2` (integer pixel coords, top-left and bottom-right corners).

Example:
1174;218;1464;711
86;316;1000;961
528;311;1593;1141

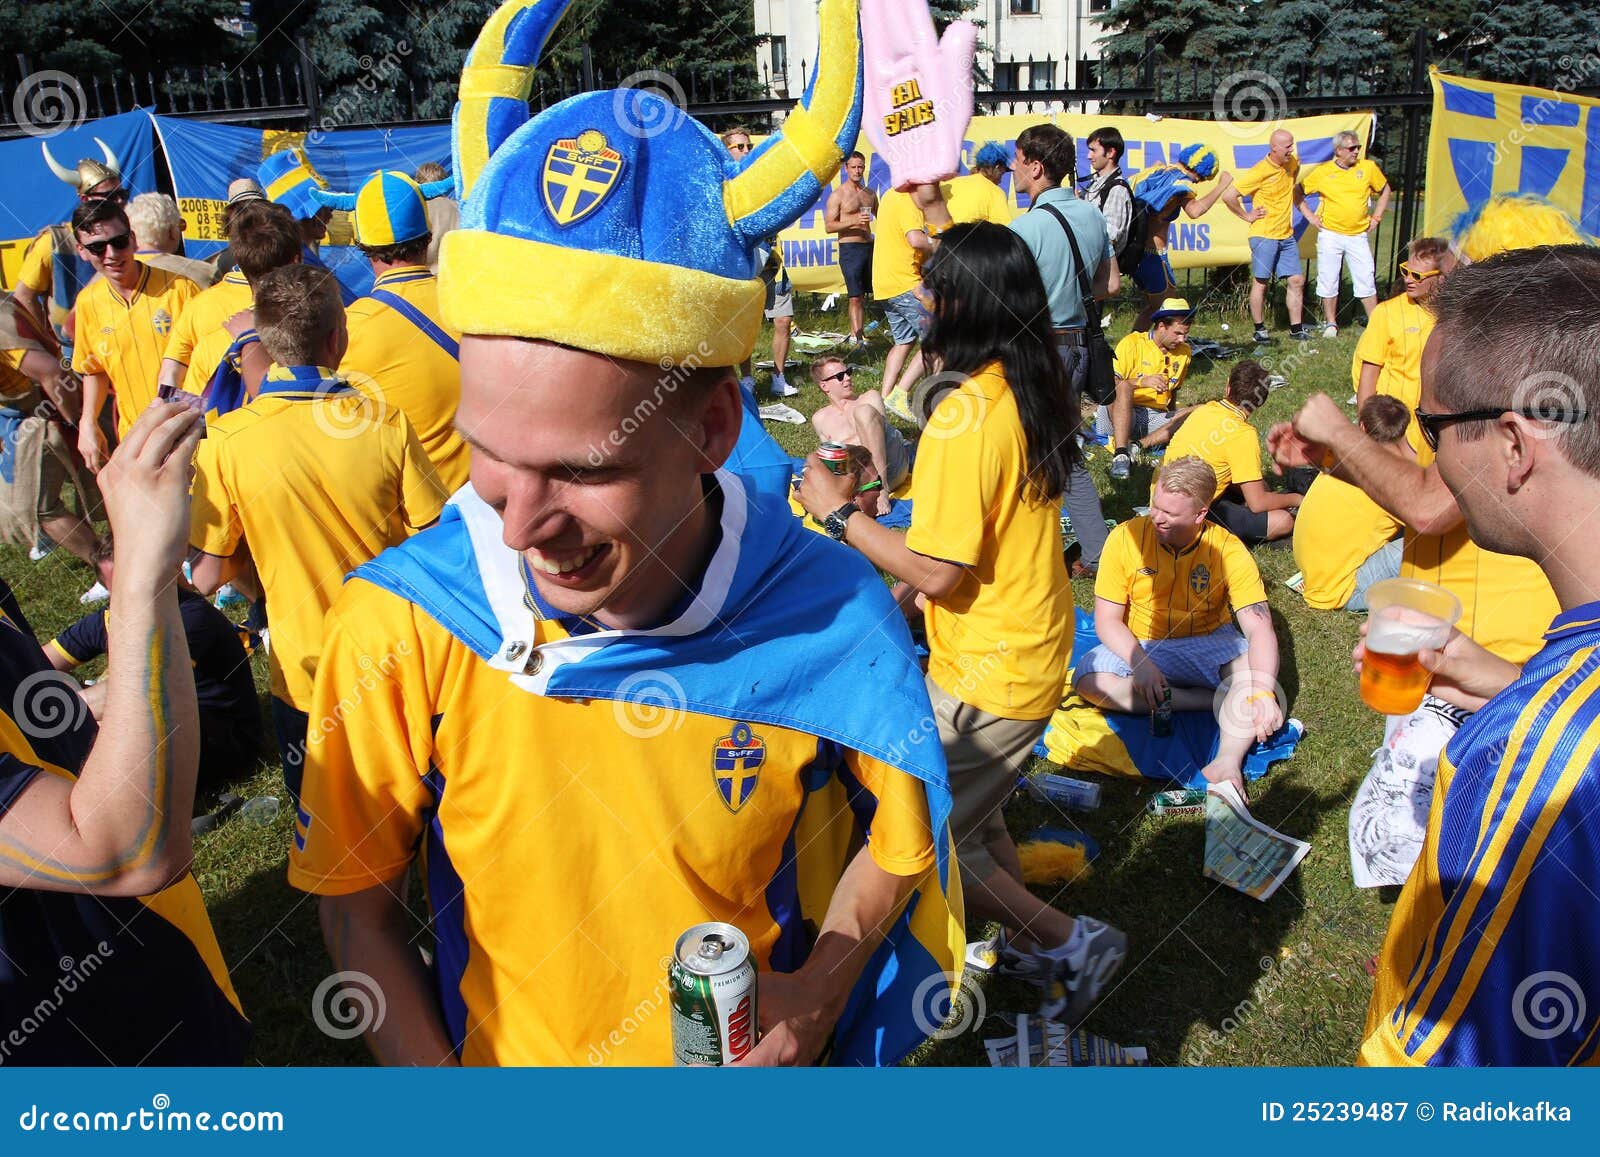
1093;0;1258;98
0;0;246;76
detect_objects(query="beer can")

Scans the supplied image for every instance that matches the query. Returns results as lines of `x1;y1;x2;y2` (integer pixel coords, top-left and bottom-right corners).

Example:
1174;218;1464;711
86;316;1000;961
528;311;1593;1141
1150;687;1174;738
669;922;758;1066
817;441;851;475
1146;788;1209;816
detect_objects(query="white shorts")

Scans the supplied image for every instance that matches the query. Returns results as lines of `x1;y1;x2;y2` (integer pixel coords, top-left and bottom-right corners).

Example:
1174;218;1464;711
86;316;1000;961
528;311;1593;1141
1316;229;1377;299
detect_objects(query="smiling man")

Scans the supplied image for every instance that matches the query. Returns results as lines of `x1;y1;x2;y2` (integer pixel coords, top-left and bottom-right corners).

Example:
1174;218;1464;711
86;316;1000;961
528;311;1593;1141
287;0;960;1069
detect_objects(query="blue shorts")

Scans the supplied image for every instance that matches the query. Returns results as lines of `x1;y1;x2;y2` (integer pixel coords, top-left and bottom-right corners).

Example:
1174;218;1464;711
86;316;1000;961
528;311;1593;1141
881;289;927;346
1133;250;1176;294
839;242;873;298
1249;236;1302;280
1073;625;1249;690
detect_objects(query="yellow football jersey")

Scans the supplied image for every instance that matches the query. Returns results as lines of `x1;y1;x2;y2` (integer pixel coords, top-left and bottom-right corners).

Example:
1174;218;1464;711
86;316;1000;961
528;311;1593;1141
1161;399;1264;497
71;264;200;434
1233;155;1300;240
161;269;252;394
1353;295;1434;458
1097;516;1268;641
340;266;470;493
1400;525;1558;664
1112;329;1192;412
1302;158;1387;236
1292;473;1402;610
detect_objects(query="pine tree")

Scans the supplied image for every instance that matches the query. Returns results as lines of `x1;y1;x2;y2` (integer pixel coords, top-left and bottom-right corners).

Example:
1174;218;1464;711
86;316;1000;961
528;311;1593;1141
1254;0;1392;91
1093;0;1258;97
0;0;247;76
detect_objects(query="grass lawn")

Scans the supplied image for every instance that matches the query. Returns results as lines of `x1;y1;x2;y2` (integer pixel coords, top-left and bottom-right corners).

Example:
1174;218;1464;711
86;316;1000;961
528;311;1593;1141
0;278;1398;1066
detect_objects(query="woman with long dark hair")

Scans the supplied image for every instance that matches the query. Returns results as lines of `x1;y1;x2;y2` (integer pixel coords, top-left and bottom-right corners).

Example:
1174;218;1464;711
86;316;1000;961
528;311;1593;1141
799;219;1126;1029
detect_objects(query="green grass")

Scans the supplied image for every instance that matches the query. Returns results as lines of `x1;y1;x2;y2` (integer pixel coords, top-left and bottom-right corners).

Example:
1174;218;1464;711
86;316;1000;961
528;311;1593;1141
0;281;1392;1066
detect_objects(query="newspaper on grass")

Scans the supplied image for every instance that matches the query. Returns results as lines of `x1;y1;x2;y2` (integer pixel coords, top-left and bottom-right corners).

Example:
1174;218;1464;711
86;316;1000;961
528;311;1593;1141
1203;781;1311;901
983;1014;1148;1067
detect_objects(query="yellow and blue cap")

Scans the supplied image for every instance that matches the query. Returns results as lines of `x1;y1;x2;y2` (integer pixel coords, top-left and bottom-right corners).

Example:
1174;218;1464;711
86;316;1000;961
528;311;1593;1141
257;147;327;220
310;170;456;247
441;0;863;366
1176;144;1218;181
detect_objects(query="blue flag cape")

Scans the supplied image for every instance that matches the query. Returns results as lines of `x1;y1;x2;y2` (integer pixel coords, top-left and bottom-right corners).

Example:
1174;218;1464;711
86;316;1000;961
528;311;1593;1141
351;465;962;1066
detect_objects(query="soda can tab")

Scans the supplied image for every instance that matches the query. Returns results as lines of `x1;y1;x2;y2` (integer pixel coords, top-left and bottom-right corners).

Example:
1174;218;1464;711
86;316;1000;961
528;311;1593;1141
817;441;851;475
668;922;758;1066
1026;773;1102;811
1146;788;1208;816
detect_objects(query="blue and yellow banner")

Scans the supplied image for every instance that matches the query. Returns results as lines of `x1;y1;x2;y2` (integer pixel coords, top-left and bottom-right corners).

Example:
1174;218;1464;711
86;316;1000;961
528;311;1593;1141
779;109;1375;293
1424;68;1600;238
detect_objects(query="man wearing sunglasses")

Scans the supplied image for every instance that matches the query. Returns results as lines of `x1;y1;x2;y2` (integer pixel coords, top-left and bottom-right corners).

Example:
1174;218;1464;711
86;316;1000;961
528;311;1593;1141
70;198;201;472
1352;237;1449;456
810;357;909;516
1299;130;1390;338
1350;244;1600;1067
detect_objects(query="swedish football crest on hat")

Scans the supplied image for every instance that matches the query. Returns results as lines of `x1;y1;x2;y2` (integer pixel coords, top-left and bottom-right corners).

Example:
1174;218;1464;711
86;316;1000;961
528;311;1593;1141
713;723;766;813
441;0;863;366
310;169;456;247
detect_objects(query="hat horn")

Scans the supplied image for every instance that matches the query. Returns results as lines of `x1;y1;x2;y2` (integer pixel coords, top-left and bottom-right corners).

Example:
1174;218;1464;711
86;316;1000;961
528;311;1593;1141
723;0;861;246
453;0;580;203
41;141;79;187
418;177;456;200
309;187;360;212
95;137;121;177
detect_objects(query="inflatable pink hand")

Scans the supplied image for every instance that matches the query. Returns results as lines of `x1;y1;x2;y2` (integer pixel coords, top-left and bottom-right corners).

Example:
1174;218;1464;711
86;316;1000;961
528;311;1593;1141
861;0;977;191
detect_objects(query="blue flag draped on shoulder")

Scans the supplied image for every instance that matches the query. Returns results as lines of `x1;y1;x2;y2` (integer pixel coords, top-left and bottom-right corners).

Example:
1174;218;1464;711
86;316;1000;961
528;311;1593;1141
353;468;964;1066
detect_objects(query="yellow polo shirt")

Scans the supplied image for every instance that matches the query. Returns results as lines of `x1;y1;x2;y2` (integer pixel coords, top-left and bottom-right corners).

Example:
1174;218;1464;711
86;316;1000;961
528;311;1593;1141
188;364;447;710
1400;525;1558;664
162;269;253;394
1161;399;1263;498
340;266;470;493
1234;156;1300;240
1112;329;1192;411
1301;159;1387;236
907;363;1073;720
17;231;54;294
1353;294;1433;457
71;264;200;435
943;172;1016;227
1292;473;1402;610
872;190;924;300
1097;516;1267;641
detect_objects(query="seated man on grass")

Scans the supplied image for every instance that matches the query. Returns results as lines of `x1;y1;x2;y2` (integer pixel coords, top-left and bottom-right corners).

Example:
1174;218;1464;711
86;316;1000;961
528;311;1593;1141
1292;395;1411;612
1074;456;1283;793
809;356;910;515
788;444;886;532
1101;297;1195;481
1161;359;1303;544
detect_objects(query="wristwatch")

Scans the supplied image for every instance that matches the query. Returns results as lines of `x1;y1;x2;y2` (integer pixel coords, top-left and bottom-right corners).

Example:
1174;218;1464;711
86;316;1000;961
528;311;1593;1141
823;503;858;542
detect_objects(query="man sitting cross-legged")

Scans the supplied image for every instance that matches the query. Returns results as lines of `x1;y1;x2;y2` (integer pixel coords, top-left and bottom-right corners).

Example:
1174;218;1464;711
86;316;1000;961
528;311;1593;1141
1073;456;1283;793
809;357;910;515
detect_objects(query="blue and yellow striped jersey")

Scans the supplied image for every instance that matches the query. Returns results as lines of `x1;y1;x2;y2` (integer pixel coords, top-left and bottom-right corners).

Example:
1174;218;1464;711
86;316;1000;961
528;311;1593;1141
1361;599;1600;1066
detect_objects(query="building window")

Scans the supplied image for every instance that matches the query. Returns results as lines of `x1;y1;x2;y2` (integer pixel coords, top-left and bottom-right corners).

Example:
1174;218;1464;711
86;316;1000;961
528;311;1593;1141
1030;61;1055;90
1089;0;1112;12
993;62;1020;91
1010;0;1040;14
770;36;788;91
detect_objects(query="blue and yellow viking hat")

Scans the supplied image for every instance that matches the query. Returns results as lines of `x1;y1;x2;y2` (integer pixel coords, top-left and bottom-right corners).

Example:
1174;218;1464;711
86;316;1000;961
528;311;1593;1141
442;0;863;366
257;147;327;220
310;170;456;247
1176;143;1218;181
1449;193;1597;264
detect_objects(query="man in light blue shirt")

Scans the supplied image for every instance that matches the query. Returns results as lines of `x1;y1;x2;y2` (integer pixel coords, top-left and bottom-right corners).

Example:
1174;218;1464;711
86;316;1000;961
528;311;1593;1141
1008;124;1119;575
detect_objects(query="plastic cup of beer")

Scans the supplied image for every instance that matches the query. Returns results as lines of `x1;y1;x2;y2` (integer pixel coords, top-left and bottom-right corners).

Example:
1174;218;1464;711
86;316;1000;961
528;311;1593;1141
1360;578;1462;715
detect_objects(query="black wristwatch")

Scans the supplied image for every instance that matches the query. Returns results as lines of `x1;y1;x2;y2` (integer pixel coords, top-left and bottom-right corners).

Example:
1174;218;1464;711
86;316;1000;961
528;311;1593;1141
823;503;858;542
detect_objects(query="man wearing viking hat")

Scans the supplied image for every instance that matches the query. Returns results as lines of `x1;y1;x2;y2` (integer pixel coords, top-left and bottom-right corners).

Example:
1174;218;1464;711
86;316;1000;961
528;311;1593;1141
14;138;127;359
288;0;963;1068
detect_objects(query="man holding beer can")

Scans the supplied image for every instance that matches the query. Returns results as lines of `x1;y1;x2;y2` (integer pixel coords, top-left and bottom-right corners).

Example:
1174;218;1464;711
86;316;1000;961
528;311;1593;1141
287;0;964;1067
1349;234;1600;1066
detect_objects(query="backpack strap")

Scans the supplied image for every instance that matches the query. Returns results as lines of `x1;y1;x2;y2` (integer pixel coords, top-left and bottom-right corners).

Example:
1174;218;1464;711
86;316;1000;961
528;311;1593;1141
366;289;460;361
1039;202;1096;305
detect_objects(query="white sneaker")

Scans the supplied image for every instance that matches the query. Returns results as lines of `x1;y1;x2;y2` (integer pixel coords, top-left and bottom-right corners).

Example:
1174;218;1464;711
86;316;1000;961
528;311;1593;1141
1037;917;1128;1026
1322;324;1338;339
773;378;800;398
78;581;109;606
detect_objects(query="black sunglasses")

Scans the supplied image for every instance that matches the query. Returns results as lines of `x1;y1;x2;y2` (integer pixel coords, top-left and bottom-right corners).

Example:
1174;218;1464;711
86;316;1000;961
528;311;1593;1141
81;232;132;258
818;367;851;384
1414;405;1588;451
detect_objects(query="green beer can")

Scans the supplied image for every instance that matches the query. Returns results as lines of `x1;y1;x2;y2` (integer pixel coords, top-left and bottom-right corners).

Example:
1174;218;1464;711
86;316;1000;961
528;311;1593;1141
669;922;758;1065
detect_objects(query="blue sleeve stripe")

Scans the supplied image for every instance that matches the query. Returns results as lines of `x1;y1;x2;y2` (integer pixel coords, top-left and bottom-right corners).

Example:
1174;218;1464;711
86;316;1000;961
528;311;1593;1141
1400;653;1600;1059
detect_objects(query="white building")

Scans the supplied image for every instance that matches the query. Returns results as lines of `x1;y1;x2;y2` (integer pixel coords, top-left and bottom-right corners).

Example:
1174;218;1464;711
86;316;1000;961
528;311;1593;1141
751;0;1111;99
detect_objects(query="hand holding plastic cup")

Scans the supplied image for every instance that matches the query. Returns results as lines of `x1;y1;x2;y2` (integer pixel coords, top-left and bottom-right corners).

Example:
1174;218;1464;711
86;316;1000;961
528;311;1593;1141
1359;578;1462;715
